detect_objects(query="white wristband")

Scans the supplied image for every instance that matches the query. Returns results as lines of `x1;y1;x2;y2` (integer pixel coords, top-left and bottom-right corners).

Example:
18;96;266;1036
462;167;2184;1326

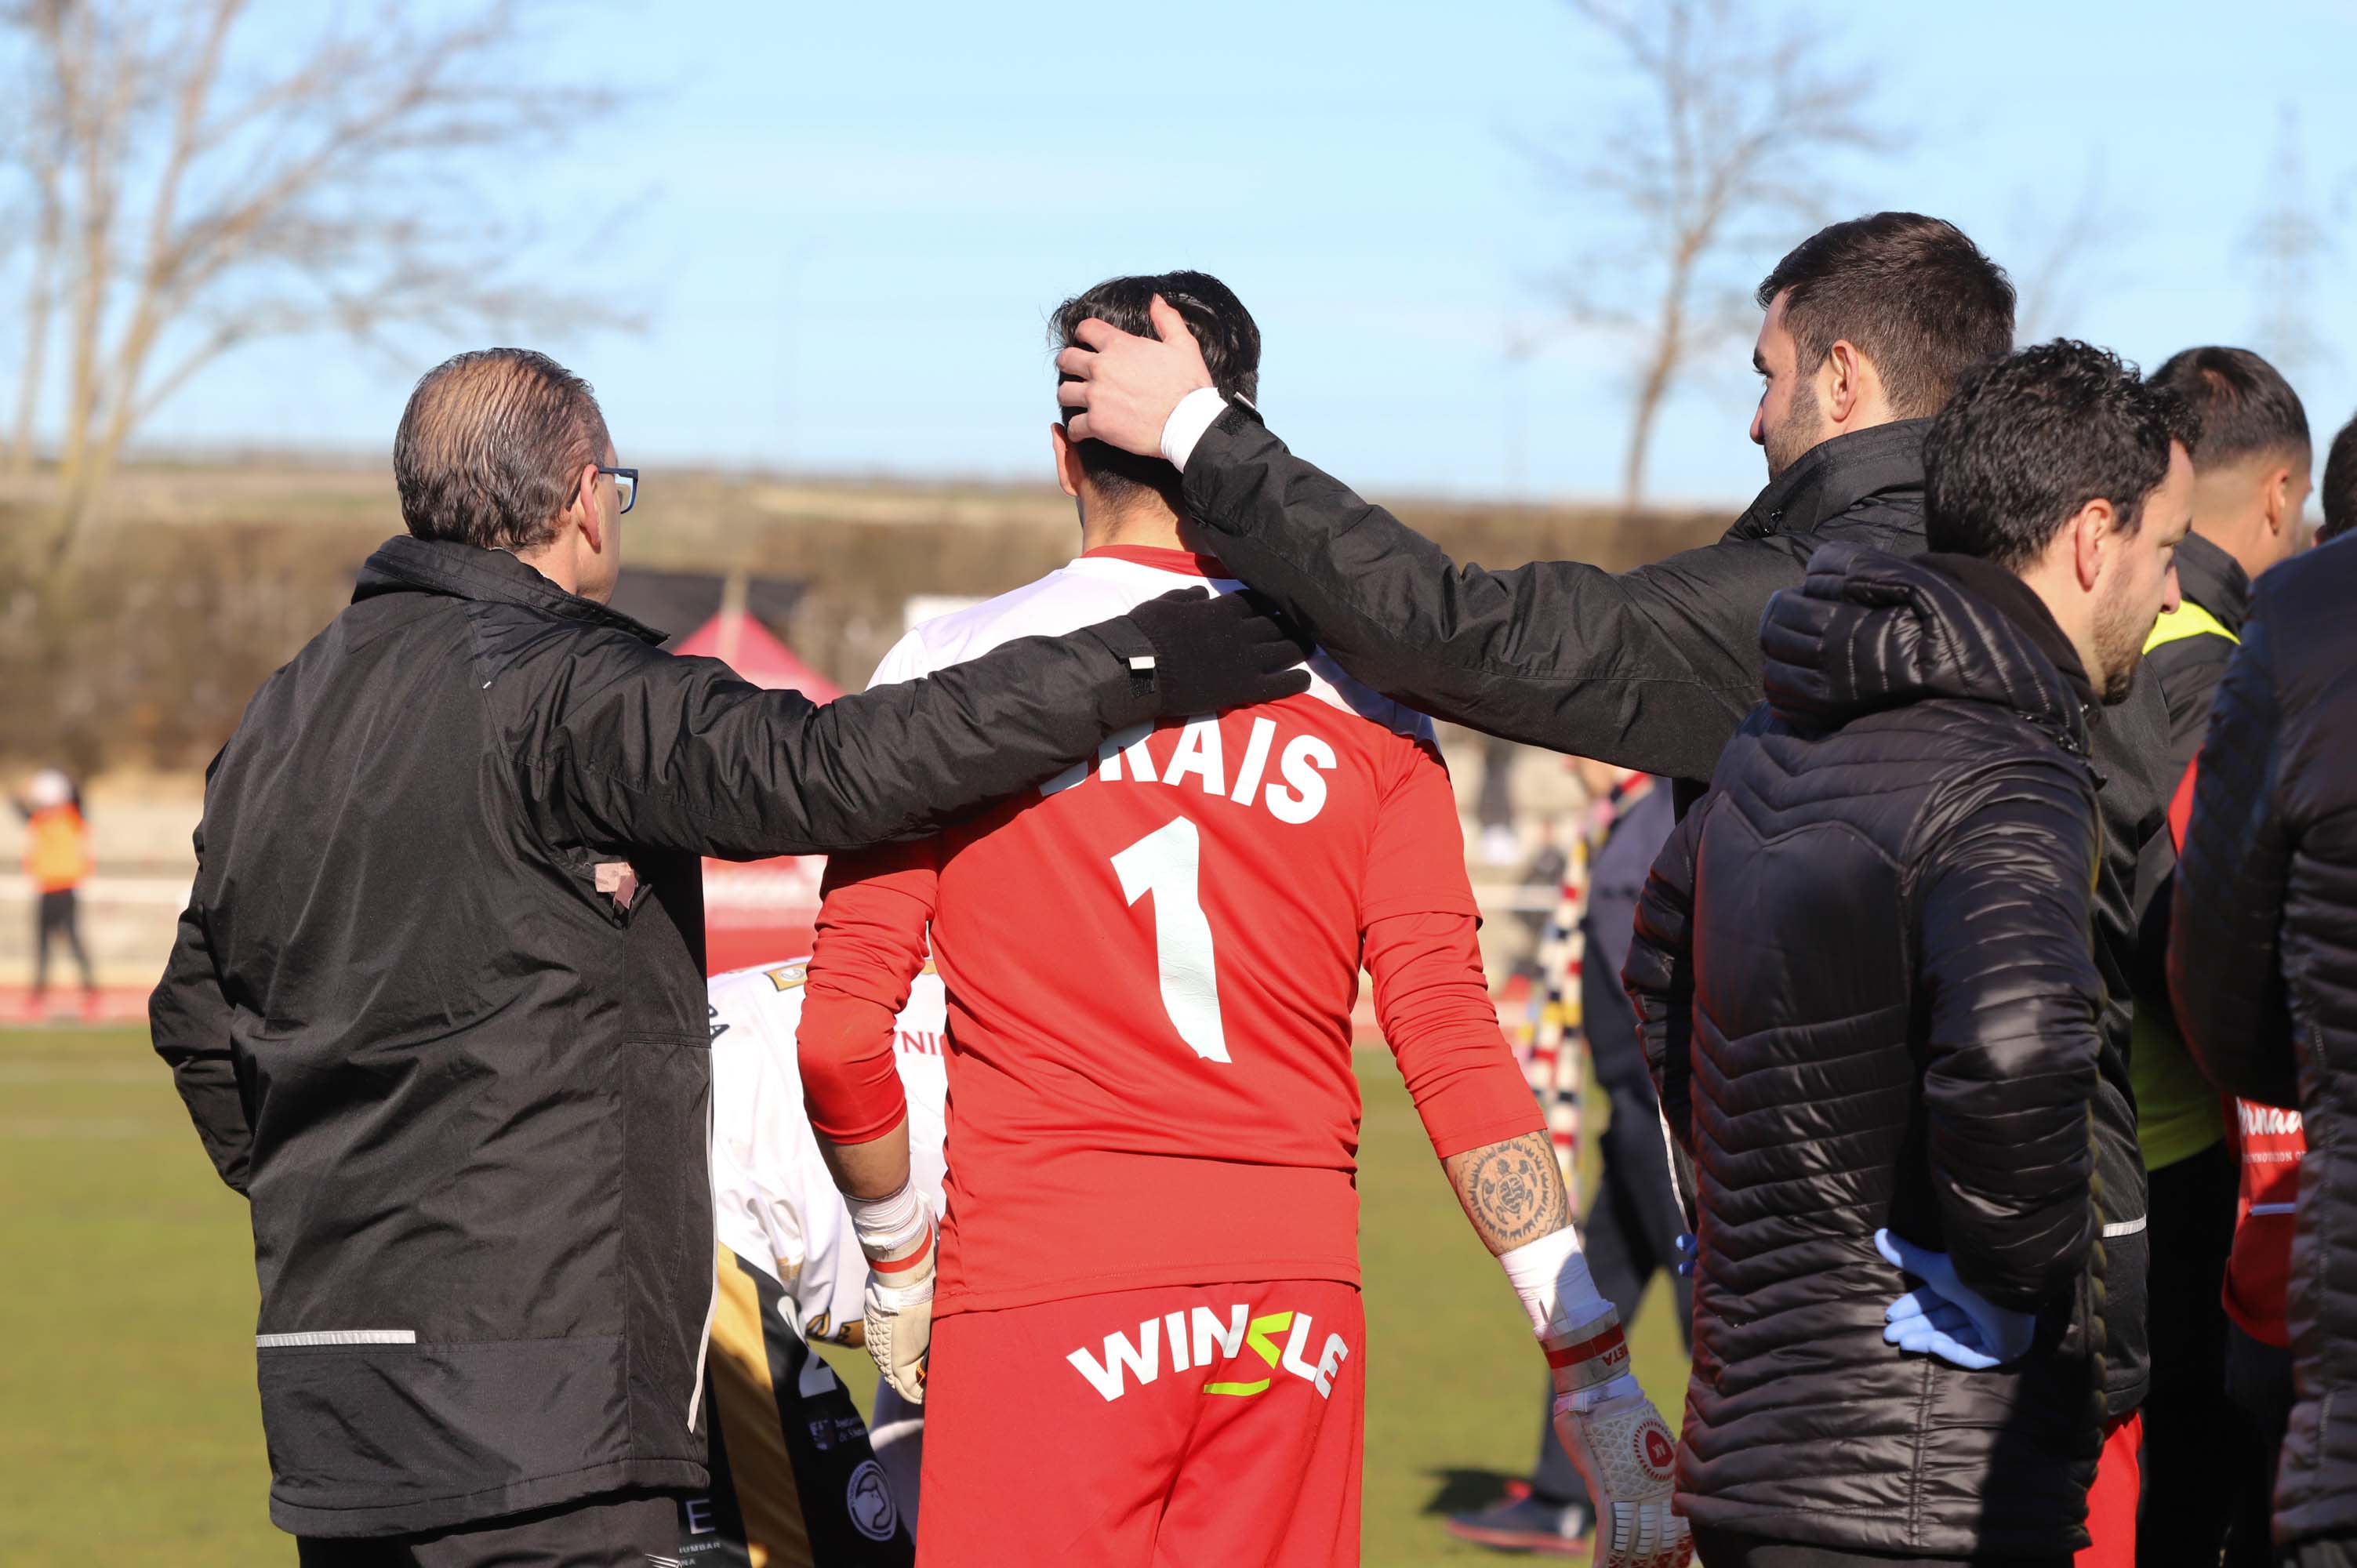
1499;1227;1608;1338
1160;386;1228;472
844;1175;931;1258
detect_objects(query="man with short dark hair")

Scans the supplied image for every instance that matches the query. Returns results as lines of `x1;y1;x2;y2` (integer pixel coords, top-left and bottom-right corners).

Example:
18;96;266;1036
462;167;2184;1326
800;274;1687;1568
1053;216;2179;1544
2134;344;2312;1566
2319;409;2357;543
1749;212;2017;479
150;346;1311;1564
1630;340;2196;1566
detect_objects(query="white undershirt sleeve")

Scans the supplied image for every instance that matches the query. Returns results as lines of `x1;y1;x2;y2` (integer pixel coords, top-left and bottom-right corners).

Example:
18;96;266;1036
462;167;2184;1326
1160;387;1229;473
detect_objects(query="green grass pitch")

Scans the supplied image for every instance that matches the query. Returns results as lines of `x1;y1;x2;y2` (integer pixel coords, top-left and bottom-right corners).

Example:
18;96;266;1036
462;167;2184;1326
2;1028;1687;1563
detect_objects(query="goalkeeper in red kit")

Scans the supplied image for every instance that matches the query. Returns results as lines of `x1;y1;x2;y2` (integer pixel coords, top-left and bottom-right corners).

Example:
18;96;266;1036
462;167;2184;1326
794;272;1688;1568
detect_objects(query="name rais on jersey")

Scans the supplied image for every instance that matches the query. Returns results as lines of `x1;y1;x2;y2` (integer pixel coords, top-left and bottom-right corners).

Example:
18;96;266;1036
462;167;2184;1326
1039;717;1339;825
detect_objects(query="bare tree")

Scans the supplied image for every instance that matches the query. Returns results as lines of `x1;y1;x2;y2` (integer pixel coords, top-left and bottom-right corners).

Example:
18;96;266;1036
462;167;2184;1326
1536;0;1887;510
0;0;626;568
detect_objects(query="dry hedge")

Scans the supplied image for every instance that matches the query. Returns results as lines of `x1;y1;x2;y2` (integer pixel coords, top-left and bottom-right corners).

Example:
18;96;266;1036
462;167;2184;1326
3;486;1720;774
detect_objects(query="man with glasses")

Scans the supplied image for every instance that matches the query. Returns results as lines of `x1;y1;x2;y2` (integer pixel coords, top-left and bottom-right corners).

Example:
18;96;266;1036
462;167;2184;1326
149;347;1312;1566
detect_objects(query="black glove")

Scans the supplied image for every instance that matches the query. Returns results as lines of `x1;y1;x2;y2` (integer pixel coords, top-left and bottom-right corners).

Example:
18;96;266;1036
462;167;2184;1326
1119;587;1313;717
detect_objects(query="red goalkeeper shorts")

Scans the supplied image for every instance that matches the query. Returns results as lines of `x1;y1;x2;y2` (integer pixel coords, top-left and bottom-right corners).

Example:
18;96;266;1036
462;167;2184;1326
915;1279;1364;1568
2074;1410;2141;1566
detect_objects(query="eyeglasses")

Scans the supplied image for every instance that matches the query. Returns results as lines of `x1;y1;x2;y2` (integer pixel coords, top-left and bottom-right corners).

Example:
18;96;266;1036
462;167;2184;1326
597;465;638;514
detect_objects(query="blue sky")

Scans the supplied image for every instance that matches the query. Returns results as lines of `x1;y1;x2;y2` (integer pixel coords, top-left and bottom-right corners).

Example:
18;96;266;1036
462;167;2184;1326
137;0;2357;508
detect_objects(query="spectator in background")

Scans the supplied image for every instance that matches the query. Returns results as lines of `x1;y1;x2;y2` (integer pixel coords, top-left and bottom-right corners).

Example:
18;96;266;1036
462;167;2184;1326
2319;410;2357;543
2170;532;2357;1568
1629;342;2195;1566
17;767;95;1015
1448;761;1689;1558
2135;346;2311;1566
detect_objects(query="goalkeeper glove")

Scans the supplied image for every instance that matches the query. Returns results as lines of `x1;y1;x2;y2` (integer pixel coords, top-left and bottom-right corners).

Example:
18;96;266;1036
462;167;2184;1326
848;1176;936;1405
1502;1229;1691;1568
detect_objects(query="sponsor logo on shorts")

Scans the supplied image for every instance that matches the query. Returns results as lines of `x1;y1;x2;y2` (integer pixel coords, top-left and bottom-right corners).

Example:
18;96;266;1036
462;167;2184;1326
1066;1302;1352;1403
847;1458;899;1541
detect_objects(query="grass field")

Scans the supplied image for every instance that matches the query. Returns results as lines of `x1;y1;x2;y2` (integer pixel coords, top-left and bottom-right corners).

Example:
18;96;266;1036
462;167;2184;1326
1;1028;1687;1563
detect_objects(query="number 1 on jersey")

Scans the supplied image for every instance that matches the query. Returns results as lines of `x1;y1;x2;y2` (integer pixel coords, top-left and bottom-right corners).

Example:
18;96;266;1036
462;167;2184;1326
1109;816;1231;1063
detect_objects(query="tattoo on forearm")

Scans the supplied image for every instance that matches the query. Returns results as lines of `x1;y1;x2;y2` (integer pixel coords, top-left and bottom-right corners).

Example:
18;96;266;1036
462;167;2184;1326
1448;1131;1572;1254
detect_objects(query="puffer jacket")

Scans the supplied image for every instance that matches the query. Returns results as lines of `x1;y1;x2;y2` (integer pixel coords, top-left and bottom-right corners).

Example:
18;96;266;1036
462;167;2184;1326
1626;544;2109;1557
2170;535;2357;1549
1175;404;2163;1416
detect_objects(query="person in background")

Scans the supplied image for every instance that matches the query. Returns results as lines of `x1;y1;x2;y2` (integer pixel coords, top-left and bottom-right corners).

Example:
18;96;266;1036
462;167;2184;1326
2318;410;2357;544
1448;762;1689;1558
2169;530;2357;1568
1629;341;2195;1566
17;767;96;1015
2134;346;2311;1566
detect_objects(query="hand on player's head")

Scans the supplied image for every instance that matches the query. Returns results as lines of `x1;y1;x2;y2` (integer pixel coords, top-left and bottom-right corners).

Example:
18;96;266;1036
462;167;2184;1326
1055;296;1215;456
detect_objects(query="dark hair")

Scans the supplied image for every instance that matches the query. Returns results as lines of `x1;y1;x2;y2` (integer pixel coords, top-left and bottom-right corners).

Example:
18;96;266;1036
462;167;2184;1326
394;347;611;551
1756;212;2015;419
1923;339;2201;569
2149;346;2310;472
2321;410;2357;543
1051;271;1260;508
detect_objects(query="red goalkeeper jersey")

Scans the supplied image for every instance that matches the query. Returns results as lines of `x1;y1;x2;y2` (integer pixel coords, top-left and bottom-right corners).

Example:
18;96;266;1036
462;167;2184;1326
800;546;1538;1316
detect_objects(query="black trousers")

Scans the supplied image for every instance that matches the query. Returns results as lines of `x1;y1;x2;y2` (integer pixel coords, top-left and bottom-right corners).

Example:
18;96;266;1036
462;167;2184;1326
296;1490;681;1568
2226;1323;2296;1567
2140;1138;2241;1567
33;887;93;996
1532;1083;1697;1502
1691;1530;2068;1566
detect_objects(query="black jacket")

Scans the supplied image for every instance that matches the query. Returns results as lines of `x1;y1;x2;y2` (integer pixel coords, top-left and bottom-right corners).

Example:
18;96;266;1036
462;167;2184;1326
1178;405;2167;1415
2146;531;2252;782
1625;545;2107;1556
2170;537;2357;1548
2129;531;2250;1163
1580;780;1673;1102
148;536;1171;1537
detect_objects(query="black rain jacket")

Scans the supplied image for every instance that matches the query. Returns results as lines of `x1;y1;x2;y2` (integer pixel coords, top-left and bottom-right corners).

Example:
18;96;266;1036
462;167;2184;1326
1625;544;2108;1557
149;536;1168;1537
2170;538;2357;1549
1178;404;2167;1416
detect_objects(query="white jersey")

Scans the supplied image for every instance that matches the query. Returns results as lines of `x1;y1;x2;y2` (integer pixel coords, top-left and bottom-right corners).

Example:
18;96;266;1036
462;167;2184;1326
707;957;950;1347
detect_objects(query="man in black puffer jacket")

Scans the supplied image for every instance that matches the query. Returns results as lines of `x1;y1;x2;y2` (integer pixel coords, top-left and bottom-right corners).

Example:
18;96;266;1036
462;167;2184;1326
2170;533;2357;1568
1625;342;2197;1566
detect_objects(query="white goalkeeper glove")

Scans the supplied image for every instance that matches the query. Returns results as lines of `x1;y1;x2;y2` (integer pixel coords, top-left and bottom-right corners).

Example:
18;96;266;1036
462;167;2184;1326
848;1176;936;1405
863;1232;935;1404
1503;1230;1691;1568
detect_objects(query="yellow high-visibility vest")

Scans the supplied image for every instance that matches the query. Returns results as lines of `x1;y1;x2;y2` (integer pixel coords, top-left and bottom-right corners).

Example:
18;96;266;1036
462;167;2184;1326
2144;600;2239;654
